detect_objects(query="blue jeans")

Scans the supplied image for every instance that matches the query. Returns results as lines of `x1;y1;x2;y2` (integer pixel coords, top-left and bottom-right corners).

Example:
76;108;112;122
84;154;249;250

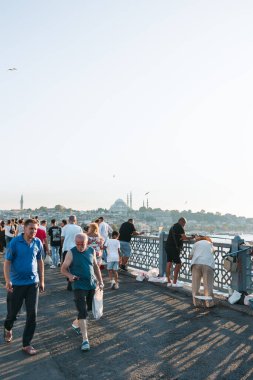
51;246;60;266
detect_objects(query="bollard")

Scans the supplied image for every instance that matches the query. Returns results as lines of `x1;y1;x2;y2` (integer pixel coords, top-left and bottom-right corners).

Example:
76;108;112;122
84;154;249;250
230;236;252;292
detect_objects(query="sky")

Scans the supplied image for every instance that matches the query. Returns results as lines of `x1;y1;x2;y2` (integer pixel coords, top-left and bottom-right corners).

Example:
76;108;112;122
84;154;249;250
1;0;253;217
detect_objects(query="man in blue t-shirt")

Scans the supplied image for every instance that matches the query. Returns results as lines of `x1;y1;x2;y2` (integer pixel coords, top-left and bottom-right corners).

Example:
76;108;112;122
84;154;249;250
3;219;44;355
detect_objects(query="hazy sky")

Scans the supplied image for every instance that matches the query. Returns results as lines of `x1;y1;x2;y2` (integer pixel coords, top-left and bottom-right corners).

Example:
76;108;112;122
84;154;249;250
1;1;253;217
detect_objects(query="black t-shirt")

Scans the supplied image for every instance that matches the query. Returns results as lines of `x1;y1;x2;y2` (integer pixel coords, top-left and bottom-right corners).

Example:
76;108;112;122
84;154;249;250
48;226;61;247
166;223;185;251
119;222;136;242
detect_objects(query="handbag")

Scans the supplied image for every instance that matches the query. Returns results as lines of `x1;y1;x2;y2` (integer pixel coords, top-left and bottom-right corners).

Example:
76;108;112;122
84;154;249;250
92;289;103;320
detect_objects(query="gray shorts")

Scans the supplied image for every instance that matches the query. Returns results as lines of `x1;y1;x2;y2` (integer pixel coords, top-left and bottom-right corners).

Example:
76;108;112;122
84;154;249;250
120;241;132;258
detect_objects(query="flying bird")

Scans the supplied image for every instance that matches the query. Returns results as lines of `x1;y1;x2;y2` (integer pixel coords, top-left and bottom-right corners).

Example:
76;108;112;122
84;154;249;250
145;192;150;196
8;68;17;71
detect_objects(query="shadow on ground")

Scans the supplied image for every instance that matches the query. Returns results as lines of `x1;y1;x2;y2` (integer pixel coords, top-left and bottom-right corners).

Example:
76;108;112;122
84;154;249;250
0;257;253;380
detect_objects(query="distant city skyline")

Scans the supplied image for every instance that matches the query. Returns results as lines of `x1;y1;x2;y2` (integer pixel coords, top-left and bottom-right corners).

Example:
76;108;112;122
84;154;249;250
1;1;253;218
1;193;252;219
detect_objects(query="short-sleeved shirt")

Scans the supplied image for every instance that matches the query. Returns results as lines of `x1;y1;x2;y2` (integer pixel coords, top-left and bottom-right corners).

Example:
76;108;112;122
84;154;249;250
36;228;47;244
88;236;104;255
5;234;43;285
106;239;120;262
5;225;15;238
166;223;185;251
119;222;136;242
99;222;113;241
61;224;83;251
48;226;61;247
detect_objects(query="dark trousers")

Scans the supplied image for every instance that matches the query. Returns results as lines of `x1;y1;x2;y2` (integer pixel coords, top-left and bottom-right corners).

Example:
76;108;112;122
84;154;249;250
74;289;95;319
5;236;13;248
4;284;39;347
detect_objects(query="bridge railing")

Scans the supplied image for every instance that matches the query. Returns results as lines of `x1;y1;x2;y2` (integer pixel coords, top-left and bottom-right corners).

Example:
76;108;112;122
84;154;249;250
129;234;232;292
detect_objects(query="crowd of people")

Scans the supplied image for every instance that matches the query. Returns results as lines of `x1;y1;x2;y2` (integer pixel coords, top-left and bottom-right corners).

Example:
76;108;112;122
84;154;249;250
1;215;143;353
0;215;216;354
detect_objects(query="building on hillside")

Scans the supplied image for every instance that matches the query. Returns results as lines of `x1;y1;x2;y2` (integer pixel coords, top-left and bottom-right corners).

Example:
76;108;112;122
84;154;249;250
109;199;130;214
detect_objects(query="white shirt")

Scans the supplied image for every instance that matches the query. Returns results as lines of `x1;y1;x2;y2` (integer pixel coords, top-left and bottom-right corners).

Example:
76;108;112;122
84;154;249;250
190;240;215;270
62;224;83;251
106;239;120;262
99;222;113;241
5;225;15;238
17;225;24;235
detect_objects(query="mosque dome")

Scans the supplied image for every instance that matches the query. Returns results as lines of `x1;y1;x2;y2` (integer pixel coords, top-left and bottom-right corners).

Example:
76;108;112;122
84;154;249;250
109;198;129;213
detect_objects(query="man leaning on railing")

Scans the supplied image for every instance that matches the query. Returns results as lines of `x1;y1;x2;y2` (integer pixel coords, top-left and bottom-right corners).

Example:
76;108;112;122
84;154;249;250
165;217;195;287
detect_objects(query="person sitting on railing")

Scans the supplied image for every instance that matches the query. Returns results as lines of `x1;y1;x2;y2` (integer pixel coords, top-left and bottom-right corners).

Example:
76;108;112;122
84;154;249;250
189;236;215;308
165;217;194;287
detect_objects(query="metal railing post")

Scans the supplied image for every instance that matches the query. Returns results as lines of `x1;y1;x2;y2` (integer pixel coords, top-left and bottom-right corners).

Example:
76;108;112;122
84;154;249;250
159;232;166;276
238;245;252;292
230;235;250;292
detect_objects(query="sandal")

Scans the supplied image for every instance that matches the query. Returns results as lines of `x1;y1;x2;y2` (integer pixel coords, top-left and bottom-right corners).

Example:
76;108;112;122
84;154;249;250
22;346;37;355
4;329;13;343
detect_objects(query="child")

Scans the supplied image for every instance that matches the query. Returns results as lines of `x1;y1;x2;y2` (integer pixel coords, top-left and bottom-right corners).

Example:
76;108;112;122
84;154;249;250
105;231;120;289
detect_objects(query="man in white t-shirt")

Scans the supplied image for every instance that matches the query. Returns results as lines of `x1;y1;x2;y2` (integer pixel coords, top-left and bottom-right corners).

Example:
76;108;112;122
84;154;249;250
98;217;113;243
105;231;120;289
61;215;83;290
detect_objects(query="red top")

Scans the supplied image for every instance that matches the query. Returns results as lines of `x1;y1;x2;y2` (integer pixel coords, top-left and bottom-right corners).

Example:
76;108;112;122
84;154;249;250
36;228;46;243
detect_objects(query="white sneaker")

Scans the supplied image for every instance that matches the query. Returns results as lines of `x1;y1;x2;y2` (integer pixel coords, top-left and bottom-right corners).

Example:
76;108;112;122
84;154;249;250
114;283;119;289
172;282;183;287
167;281;172;287
50;265;56;269
110;280;115;289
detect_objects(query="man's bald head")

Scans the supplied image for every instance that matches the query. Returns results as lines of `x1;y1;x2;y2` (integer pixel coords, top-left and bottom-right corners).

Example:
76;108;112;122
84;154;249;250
75;233;88;251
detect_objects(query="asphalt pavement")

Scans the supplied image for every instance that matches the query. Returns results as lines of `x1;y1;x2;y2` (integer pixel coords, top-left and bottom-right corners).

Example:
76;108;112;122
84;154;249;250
0;256;253;380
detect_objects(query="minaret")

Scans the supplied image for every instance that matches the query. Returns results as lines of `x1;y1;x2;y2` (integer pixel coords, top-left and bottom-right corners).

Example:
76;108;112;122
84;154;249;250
20;194;24;210
130;192;132;209
127;193;129;207
146;198;149;209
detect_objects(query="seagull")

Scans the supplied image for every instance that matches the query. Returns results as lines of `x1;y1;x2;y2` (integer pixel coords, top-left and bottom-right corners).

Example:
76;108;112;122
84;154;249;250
113;174;116;178
8;68;17;71
145;192;150;196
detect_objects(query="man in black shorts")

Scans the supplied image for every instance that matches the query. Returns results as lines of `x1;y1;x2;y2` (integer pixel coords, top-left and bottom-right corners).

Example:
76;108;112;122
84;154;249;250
165;217;193;287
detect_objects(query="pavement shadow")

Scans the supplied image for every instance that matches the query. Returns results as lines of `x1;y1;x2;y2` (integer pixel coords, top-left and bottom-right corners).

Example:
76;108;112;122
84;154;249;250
0;260;253;379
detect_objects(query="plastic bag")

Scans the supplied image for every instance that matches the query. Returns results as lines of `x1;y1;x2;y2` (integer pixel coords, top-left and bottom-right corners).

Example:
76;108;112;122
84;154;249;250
136;274;145;282
92;289;103;320
228;290;241;304
148;276;168;283
244;295;253;306
44;254;53;266
147;267;159;278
